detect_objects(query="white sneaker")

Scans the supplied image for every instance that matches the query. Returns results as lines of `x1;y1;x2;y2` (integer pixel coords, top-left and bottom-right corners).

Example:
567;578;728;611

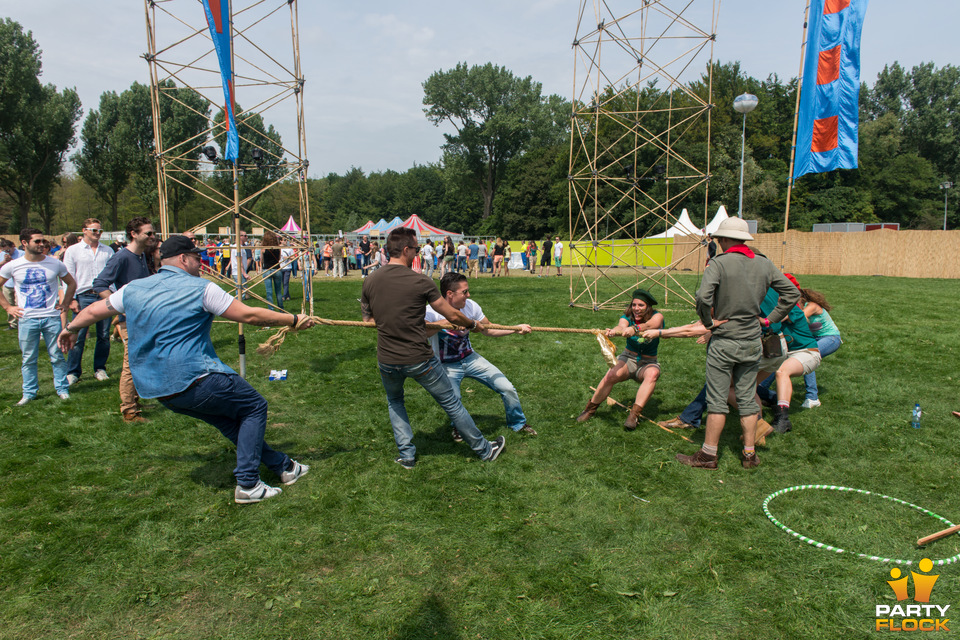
94;369;109;381
58;393;70;401
66;374;79;386
279;460;309;485
15;396;34;406
234;480;282;504
801;398;821;409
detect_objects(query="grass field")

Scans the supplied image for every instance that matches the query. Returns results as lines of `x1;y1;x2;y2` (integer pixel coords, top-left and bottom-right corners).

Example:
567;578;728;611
2;271;960;639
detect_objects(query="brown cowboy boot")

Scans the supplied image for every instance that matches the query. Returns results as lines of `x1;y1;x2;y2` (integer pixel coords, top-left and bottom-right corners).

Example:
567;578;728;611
624;404;643;430
577;400;601;423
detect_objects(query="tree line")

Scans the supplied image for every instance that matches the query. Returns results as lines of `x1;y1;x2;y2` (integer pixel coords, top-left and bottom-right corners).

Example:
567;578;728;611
1;17;957;236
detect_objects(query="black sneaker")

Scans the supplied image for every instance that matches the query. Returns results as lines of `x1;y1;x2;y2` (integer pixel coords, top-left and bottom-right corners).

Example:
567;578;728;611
485;436;506;462
395;457;416;470
771;407;792;434
451;429;463;443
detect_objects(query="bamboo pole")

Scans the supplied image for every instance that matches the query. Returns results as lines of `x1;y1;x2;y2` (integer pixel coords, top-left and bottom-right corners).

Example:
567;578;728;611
589;387;694;443
781;1;812;271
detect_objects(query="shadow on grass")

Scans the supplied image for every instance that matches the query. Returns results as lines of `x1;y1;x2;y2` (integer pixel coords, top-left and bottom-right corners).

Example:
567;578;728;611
389;593;461;640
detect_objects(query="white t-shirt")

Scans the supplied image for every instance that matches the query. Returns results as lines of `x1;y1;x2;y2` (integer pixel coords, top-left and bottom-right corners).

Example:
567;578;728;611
110;278;234;317
457;244;468;258
424;298;484;363
421;243;434;260
554;241;563;258
280;247;294;271
0;256;69;319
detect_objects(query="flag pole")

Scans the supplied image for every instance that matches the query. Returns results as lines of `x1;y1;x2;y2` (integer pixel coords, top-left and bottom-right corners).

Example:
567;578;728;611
227;0;246;379
781;1;811;271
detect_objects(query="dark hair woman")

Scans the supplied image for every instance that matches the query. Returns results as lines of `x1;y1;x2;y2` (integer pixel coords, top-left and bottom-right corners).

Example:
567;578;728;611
577;289;664;430
261;230;284;311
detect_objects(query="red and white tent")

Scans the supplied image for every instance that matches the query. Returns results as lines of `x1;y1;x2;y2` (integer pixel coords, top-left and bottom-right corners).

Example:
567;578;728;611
400;214;458;239
353;220;376;233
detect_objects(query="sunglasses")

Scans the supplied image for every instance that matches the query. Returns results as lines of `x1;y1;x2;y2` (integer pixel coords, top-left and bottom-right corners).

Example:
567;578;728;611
141;230;155;236
83;228;103;233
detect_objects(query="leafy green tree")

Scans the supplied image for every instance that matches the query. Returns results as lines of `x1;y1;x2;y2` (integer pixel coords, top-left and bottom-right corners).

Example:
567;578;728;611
118;81;209;231
73;91;132;230
423;62;564;222
0;19;81;228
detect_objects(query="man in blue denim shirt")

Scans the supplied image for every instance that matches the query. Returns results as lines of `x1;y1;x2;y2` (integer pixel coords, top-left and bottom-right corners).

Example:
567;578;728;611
59;236;318;504
361;228;506;469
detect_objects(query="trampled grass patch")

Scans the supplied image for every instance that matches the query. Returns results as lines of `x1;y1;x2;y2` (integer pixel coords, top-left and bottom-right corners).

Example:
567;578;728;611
1;271;959;639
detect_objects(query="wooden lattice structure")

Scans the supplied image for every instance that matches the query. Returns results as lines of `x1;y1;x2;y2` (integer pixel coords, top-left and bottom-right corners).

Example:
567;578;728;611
568;0;718;310
142;0;313;318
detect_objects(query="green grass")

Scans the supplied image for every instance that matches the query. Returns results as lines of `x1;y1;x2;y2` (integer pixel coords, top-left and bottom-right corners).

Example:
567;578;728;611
2;272;960;639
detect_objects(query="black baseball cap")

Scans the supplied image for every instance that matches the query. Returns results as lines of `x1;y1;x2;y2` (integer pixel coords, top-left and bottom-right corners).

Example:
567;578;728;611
160;235;205;259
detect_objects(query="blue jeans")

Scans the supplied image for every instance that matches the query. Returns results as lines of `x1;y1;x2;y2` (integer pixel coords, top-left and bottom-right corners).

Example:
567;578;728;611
66;291;111;377
803;334;842;400
159;373;289;487
281;269;292;299
443;352;527;431
263;269;284;311
19;316;69;397
378;356;492;461
479;256;487;273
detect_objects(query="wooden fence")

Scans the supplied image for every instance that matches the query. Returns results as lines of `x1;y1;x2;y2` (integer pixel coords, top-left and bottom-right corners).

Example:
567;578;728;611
673;229;960;279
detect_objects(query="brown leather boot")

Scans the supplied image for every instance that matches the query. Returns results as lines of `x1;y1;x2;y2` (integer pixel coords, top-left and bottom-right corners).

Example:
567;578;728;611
577;401;601;423
741;418;775;447
624;404;643;430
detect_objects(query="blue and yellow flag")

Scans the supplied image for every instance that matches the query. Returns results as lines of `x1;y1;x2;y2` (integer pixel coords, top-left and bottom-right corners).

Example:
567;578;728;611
201;0;239;162
793;0;869;179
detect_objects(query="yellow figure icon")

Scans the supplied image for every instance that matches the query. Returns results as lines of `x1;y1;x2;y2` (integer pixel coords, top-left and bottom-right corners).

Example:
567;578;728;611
911;558;939;603
887;567;910;601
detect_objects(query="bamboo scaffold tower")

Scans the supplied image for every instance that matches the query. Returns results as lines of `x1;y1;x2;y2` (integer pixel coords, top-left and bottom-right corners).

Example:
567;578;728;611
568;0;718;310
143;0;312;376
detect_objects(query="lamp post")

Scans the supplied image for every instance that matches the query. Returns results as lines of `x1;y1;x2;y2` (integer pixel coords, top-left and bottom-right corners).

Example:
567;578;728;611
733;93;759;219
941;181;953;231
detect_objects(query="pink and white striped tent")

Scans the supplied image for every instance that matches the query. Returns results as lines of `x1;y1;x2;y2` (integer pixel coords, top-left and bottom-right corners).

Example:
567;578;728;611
352;220;376;234
280;215;302;234
401;214;457;239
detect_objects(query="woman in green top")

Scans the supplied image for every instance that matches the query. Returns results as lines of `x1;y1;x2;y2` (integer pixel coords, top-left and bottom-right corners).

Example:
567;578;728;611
577;289;664;430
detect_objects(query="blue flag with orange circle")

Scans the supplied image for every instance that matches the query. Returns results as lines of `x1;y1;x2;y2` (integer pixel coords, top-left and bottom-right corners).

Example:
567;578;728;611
793;0;869;179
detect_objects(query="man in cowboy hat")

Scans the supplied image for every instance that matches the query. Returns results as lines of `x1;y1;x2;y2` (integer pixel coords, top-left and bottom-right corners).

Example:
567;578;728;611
675;217;798;470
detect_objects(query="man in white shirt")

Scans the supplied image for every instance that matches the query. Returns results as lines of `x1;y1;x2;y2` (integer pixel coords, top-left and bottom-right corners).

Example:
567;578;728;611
0;228;77;405
425;272;537;439
420;240;435;278
553;236;563;276
63;218;114;384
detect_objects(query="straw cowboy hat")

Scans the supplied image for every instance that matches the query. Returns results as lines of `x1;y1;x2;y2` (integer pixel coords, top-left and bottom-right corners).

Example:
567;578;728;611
710;217;753;241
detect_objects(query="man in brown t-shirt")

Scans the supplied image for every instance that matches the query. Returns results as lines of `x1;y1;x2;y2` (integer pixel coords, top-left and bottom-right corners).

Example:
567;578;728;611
361;228;506;469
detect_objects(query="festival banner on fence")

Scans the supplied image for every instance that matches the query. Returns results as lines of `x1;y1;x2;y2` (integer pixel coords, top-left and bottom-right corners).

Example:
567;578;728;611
201;0;239;162
793;0;869;179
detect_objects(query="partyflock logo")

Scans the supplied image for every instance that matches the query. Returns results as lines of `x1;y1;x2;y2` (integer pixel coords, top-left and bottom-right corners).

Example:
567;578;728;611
875;558;950;631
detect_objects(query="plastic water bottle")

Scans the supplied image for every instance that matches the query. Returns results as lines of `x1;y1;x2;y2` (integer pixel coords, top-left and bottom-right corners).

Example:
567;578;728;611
911;403;922;429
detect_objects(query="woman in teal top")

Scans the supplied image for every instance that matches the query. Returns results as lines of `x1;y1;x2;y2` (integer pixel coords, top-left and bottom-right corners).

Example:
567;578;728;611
577;289;664;430
799;287;841;408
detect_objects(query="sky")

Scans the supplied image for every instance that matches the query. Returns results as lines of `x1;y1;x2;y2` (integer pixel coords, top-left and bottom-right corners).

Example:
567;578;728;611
2;0;957;178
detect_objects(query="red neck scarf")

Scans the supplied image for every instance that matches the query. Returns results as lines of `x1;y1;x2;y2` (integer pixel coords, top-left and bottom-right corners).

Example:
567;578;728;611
724;244;755;258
